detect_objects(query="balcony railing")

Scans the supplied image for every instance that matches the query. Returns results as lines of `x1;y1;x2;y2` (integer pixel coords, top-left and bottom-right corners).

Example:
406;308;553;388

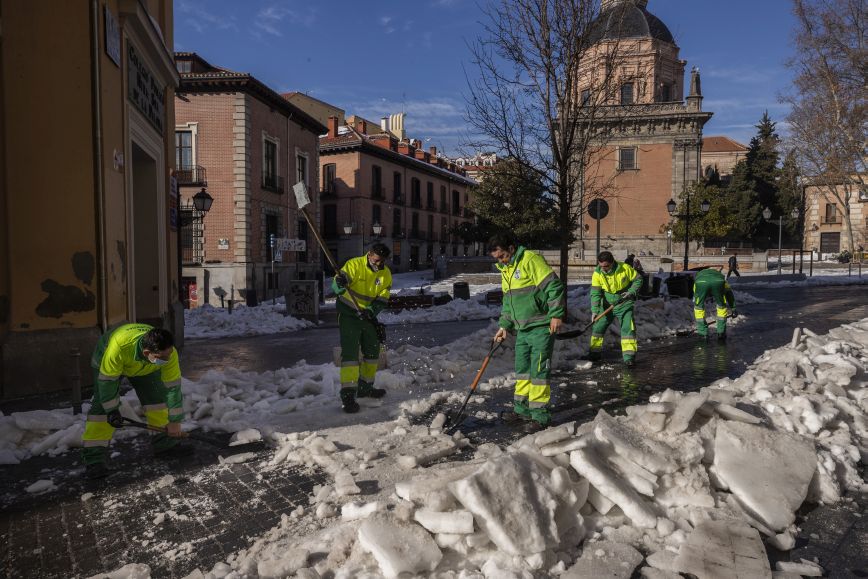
262;172;284;193
440;202;449;213
411;197;422;209
392;228;406;239
372;187;386;200
394;193;405;205
321;184;338;197
176;165;207;186
426;202;437;211
452;205;461;216
822;216;839;224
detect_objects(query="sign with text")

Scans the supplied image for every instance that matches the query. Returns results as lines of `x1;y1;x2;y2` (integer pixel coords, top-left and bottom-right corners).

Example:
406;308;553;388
104;6;121;67
273;238;306;252
127;43;165;133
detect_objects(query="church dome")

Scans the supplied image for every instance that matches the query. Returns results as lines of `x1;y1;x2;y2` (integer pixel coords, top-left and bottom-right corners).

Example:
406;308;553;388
588;0;675;45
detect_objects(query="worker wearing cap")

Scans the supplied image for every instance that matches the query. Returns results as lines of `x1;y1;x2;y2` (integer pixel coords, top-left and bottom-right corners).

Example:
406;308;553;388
332;243;392;413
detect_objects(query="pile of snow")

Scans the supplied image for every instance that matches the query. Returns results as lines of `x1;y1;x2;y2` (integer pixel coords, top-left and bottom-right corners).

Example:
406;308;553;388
176;316;865;578
184;303;312;339
734;274;868;288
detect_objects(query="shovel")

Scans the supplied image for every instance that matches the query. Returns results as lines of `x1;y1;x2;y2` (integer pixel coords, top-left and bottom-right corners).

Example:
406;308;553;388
120;417;265;450
554;303;615;340
444;339;503;434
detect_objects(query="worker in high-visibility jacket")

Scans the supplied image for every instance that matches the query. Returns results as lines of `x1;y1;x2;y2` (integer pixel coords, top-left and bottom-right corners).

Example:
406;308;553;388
589;251;644;366
693;267;737;341
81;324;189;478
491;235;566;433
332;243;392;413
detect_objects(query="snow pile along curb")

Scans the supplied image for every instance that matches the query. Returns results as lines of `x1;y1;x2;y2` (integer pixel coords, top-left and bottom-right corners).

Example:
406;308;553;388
184;303;312;339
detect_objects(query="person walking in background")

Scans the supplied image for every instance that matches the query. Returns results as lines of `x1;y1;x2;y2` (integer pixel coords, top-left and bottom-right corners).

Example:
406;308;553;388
332;243;392;413
693;267;737;341
490;234;565;433
726;253;741;278
588;251;643;367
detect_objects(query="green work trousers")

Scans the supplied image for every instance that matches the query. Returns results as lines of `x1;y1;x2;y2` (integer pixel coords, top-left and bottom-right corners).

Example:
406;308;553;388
589;302;637;361
81;370;177;465
513;325;554;425
693;278;730;337
338;312;381;395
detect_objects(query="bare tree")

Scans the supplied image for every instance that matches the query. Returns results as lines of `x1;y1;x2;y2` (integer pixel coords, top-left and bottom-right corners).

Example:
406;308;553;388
464;0;639;285
783;0;866;253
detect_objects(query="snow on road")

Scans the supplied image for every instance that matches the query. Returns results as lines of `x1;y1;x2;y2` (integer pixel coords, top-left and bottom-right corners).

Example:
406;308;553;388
184;303;312;339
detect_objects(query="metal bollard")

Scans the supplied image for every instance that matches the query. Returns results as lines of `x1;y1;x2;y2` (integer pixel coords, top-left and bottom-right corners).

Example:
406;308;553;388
70;348;82;415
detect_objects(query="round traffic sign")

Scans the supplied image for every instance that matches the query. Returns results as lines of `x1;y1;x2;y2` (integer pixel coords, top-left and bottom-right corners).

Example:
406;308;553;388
588;198;609;220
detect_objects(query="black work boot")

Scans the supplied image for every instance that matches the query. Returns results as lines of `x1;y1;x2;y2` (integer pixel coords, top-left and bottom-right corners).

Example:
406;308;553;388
357;381;386;399
340;388;360;413
85;462;110;479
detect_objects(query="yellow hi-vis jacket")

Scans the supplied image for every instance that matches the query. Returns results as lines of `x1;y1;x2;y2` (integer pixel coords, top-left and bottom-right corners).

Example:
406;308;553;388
590;261;643;312
496;246;566;331
91;323;184;421
332;255;392;317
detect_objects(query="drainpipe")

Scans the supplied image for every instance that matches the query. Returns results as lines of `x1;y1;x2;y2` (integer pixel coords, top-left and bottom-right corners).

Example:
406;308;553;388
90;0;108;332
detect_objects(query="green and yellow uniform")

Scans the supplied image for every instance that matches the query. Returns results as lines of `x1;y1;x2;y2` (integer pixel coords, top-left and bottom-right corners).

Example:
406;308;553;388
81;323;184;465
331;255;392;396
589;261;643;362
497;246;566;425
693;268;736;337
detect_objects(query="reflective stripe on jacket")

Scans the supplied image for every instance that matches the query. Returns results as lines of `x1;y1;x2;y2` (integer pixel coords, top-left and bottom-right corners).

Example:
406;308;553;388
332;255;392;317
496;246;566;331
92;323;184;421
590;261;643;309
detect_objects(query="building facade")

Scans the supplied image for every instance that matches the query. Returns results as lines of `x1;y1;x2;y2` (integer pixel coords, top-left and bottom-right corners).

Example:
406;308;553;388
701;136;748;182
803;180;867;258
0;0;179;399
576;0;713;263
319;117;477;272
174;53;327;308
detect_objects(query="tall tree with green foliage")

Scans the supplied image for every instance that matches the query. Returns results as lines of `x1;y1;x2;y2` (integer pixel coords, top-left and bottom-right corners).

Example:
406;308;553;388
454;159;561;248
667;179;732;242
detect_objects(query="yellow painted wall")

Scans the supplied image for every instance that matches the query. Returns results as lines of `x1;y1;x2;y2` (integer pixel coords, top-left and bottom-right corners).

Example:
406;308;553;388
3;0;98;331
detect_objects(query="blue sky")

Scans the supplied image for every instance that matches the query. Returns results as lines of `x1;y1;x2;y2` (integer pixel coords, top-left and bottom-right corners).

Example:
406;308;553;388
175;0;798;155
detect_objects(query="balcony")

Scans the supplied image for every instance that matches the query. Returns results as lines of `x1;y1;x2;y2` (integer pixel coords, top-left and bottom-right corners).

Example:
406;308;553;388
262;172;284;194
411;197;422;209
176;165;207;186
822;216;839;225
394;193;405;206
440;202;449;213
452;205;461;216
321;185;338;198
372;187;386;200
426;202;437;211
392;228;406;239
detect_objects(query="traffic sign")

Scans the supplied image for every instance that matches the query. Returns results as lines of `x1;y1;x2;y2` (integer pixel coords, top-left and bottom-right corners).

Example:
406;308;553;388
588;199;609;220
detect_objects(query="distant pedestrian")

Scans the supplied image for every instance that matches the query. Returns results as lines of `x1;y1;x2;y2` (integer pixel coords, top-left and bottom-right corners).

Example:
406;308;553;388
490;234;565;433
332;243;392;413
693;268;737;341
726;254;741;278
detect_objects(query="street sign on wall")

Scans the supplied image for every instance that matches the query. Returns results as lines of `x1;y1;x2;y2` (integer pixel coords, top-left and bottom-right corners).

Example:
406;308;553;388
273;238;307;252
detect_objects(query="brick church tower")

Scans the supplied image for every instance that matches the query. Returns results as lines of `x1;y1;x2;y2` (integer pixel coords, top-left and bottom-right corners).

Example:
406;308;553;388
577;0;713;260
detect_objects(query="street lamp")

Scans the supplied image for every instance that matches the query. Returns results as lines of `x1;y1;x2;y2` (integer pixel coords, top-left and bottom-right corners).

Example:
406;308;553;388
763;207;799;275
666;195;710;271
372;222;383;237
192;187;214;212
343;223;354;235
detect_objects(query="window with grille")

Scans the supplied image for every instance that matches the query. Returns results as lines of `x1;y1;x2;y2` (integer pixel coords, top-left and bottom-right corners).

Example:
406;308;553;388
176;131;193;170
618;147;637;170
620;83;634;105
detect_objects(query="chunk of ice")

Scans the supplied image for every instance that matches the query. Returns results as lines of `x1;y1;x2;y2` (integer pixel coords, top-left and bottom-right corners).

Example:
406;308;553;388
357;515;442;578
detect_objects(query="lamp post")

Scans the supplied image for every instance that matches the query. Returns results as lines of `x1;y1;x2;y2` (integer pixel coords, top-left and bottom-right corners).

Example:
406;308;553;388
179;187;213;308
763;207;799;275
793;206;804;274
372;222;383;237
666;228;672;255
667;195;710;271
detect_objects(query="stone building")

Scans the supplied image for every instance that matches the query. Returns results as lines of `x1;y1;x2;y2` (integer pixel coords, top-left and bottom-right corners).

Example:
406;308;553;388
576;0;713;264
174;53;327;308
453;153;499;183
803;179;867;258
0;0;179;398
701;136;748;182
319;116;477;272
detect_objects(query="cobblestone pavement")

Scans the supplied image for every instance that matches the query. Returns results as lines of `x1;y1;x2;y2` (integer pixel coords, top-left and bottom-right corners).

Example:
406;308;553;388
0;286;866;577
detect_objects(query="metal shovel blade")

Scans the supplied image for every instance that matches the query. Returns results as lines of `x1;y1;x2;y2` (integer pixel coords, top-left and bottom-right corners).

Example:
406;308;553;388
293;181;311;209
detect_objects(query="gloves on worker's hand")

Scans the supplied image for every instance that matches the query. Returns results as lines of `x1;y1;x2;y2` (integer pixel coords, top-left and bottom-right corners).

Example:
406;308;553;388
617;291;636;304
335;272;349;289
729;309;739;319
107;410;125;429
